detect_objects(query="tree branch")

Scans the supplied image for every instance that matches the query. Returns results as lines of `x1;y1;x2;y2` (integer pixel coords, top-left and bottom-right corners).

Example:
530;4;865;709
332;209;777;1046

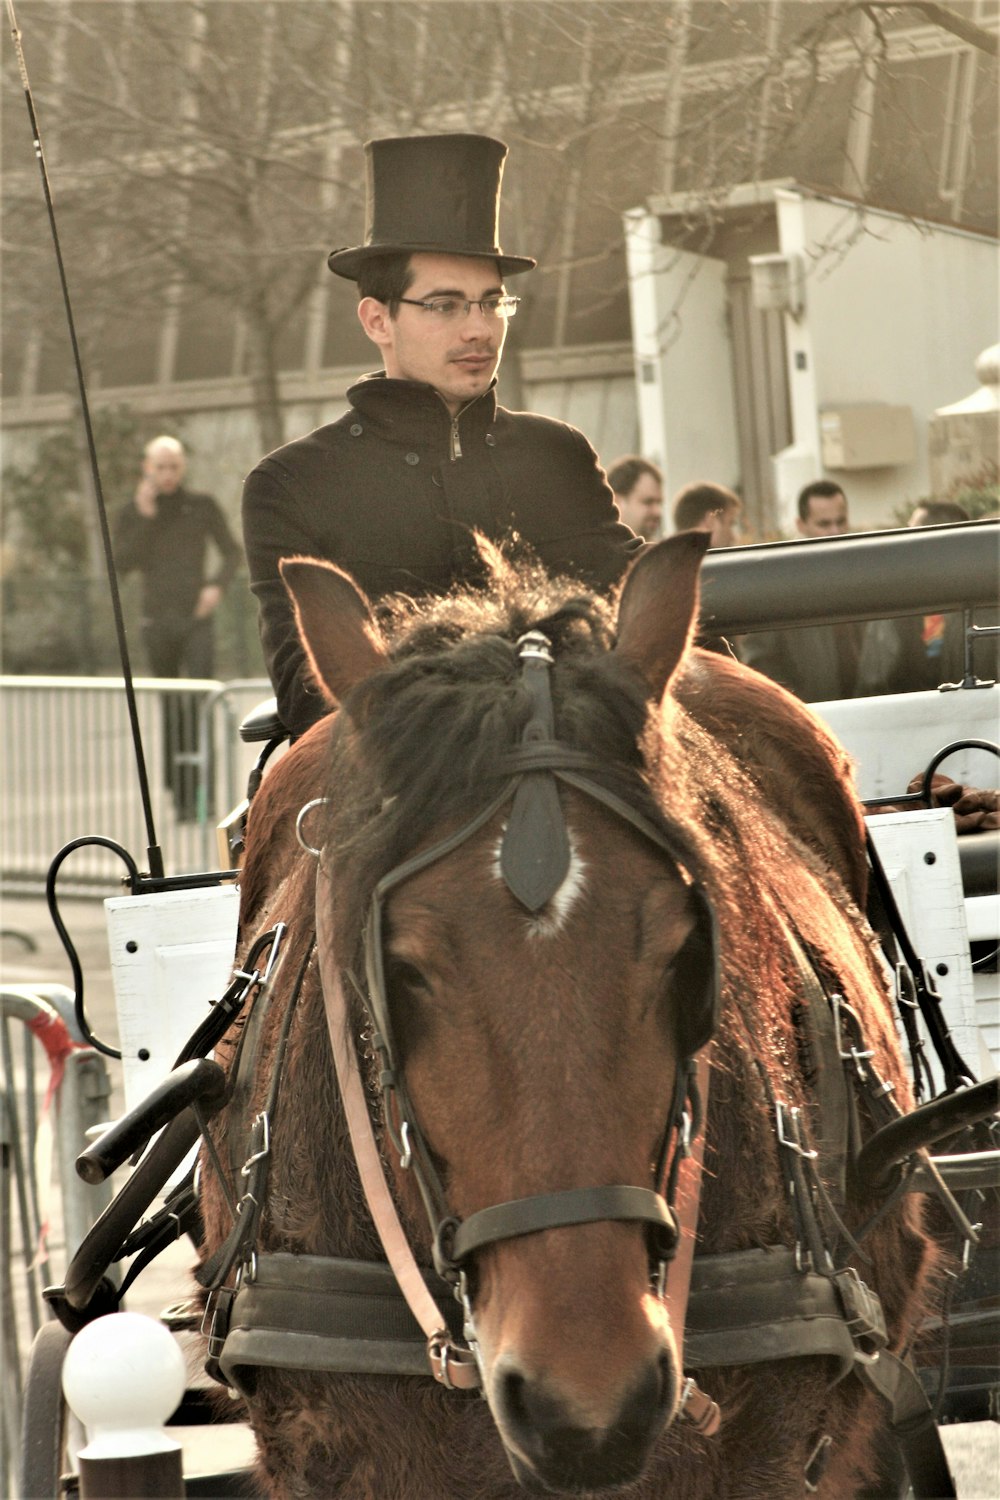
863;2;998;56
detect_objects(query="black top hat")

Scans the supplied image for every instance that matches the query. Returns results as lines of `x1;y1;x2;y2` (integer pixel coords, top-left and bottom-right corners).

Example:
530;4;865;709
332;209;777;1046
328;133;536;281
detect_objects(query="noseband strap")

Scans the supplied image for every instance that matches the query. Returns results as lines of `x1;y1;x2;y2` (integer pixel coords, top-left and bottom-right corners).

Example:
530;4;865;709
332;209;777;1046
438;1184;678;1272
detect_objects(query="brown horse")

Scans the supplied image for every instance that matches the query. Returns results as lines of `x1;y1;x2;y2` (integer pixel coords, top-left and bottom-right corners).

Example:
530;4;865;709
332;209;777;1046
198;534;938;1499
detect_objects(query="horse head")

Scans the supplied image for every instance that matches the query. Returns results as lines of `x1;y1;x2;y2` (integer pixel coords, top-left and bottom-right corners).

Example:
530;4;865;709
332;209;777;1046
280;535;719;1492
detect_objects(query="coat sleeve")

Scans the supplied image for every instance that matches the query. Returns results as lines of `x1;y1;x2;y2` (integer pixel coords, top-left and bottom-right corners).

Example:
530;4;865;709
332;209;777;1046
242;461;331;738
112;502;153;575
204;496;242;591
527;425;642;589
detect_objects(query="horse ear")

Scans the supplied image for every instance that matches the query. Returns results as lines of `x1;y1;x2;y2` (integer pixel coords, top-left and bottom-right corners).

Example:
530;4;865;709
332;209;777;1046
613;531;709;700
280;557;388;706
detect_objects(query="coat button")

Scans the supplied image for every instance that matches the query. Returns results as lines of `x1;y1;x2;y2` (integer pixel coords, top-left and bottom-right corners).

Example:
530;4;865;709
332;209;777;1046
405;452;420;465
485;433;496;447
350;423;363;436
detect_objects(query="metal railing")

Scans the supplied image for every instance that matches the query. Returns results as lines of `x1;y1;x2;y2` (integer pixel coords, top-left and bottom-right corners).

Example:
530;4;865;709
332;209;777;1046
1;985;114;1496
1;677;272;894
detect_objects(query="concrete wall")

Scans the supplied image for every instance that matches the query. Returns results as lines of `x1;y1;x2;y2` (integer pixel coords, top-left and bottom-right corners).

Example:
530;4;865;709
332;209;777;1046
774;189;999;530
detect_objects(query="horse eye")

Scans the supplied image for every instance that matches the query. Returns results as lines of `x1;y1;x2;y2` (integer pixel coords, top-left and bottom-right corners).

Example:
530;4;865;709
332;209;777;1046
386;957;430;998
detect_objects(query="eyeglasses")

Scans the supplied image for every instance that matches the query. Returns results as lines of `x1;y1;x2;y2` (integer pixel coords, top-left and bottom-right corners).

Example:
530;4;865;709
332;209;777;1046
397;295;520;320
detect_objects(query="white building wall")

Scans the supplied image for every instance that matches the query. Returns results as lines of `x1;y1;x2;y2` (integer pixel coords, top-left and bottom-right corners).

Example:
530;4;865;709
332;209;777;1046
623;210;741;502
773;189;999;531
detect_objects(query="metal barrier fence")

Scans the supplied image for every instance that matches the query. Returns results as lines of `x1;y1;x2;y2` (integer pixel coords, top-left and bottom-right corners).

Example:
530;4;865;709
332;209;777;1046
1;985;113;1496
1;677;272;894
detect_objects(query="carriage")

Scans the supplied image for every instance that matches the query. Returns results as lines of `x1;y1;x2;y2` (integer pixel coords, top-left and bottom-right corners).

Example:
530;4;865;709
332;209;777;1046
10;518;999;1500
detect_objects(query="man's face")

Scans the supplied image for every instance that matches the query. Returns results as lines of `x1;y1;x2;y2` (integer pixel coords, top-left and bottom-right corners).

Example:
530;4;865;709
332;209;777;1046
797;492;848;538
617;473;663;540
144;447;186;494
359;252;508;414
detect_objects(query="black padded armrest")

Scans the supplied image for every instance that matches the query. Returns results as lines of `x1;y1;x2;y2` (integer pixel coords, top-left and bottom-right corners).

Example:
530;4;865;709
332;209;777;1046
239;697;287;744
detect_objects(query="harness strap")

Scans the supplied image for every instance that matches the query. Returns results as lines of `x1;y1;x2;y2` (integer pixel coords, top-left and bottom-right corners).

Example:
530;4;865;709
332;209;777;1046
197;935;313;1295
316;870;479;1390
856;1350;957;1499
218;1252;463;1394
663;1053;721;1436
864;828;973;1092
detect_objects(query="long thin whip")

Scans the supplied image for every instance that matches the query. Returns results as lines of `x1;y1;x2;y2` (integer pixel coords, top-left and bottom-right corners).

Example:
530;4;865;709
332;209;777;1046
6;0;164;878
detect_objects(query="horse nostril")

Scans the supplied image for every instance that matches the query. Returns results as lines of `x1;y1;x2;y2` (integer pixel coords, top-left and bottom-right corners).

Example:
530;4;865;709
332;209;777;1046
498;1366;534;1433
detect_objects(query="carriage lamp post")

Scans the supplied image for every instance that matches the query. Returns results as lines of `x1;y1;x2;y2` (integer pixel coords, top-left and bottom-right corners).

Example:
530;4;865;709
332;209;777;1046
62;1311;186;1497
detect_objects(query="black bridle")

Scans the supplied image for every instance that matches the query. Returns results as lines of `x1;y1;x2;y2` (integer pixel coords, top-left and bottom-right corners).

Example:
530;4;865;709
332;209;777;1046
332;631;720;1299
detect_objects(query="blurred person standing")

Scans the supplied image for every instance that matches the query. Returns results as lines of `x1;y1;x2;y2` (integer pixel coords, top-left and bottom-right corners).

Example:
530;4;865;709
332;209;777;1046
741;480;862;701
671;481;742;548
114;435;240;819
114;435;240;679
855;500;972;695
607;456;664;541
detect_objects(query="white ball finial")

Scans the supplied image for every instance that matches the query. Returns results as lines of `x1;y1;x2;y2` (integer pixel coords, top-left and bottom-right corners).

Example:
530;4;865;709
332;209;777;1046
62;1312;186;1458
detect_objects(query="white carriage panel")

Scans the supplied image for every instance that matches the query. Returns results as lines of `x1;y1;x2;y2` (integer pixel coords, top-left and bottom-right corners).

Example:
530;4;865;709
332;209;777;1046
815;688;999;804
973;973;1000;1077
866;809;980;1075
105;885;239;1115
965;895;1000;945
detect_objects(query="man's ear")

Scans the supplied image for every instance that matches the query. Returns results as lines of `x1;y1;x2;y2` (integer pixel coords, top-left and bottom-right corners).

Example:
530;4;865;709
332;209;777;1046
357;297;393;349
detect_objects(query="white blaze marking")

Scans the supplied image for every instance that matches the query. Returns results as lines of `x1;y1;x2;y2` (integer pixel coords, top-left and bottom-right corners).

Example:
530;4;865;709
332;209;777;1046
492;830;588;937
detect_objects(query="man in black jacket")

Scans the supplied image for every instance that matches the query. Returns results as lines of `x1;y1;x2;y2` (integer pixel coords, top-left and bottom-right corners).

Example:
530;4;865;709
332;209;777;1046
115;434;240;679
115;434;241;818
242;134;640;738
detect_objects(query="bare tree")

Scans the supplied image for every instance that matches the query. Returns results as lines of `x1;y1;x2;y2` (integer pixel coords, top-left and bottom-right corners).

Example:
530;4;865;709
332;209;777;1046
3;1;995;459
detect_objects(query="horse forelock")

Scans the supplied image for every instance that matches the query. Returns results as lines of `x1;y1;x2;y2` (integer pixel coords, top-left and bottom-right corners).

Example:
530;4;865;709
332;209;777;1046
320;568;670;945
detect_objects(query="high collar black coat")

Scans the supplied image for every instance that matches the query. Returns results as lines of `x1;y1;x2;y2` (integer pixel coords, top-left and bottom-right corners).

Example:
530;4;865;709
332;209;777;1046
242;374;641;736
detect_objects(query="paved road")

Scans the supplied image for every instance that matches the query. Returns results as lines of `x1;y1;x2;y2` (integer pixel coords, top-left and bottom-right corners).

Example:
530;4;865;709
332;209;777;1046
2;896;996;1497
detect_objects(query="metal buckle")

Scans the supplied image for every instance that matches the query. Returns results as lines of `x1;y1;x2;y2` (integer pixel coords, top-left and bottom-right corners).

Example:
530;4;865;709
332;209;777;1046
804;1434;833;1492
679;1108;692;1159
241;1111;270;1175
775;1101;819;1160
833;1266;888;1360
831;995;874;1069
234;1251;258;1288
516;630;554;664
200;1285;235;1359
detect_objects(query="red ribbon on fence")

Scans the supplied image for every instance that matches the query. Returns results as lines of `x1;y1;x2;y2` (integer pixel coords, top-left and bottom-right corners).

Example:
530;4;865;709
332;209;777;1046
25;1008;90;1266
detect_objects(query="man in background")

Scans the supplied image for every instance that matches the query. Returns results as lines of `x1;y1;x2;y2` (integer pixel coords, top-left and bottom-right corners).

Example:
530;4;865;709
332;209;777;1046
671;481;742;548
741;479;861;701
607;456;664;541
855;499;972;694
115;435;240;678
114;434;240;818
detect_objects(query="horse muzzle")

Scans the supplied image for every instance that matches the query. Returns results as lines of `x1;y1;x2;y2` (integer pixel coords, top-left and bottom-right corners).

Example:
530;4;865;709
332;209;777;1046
489;1347;677;1494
